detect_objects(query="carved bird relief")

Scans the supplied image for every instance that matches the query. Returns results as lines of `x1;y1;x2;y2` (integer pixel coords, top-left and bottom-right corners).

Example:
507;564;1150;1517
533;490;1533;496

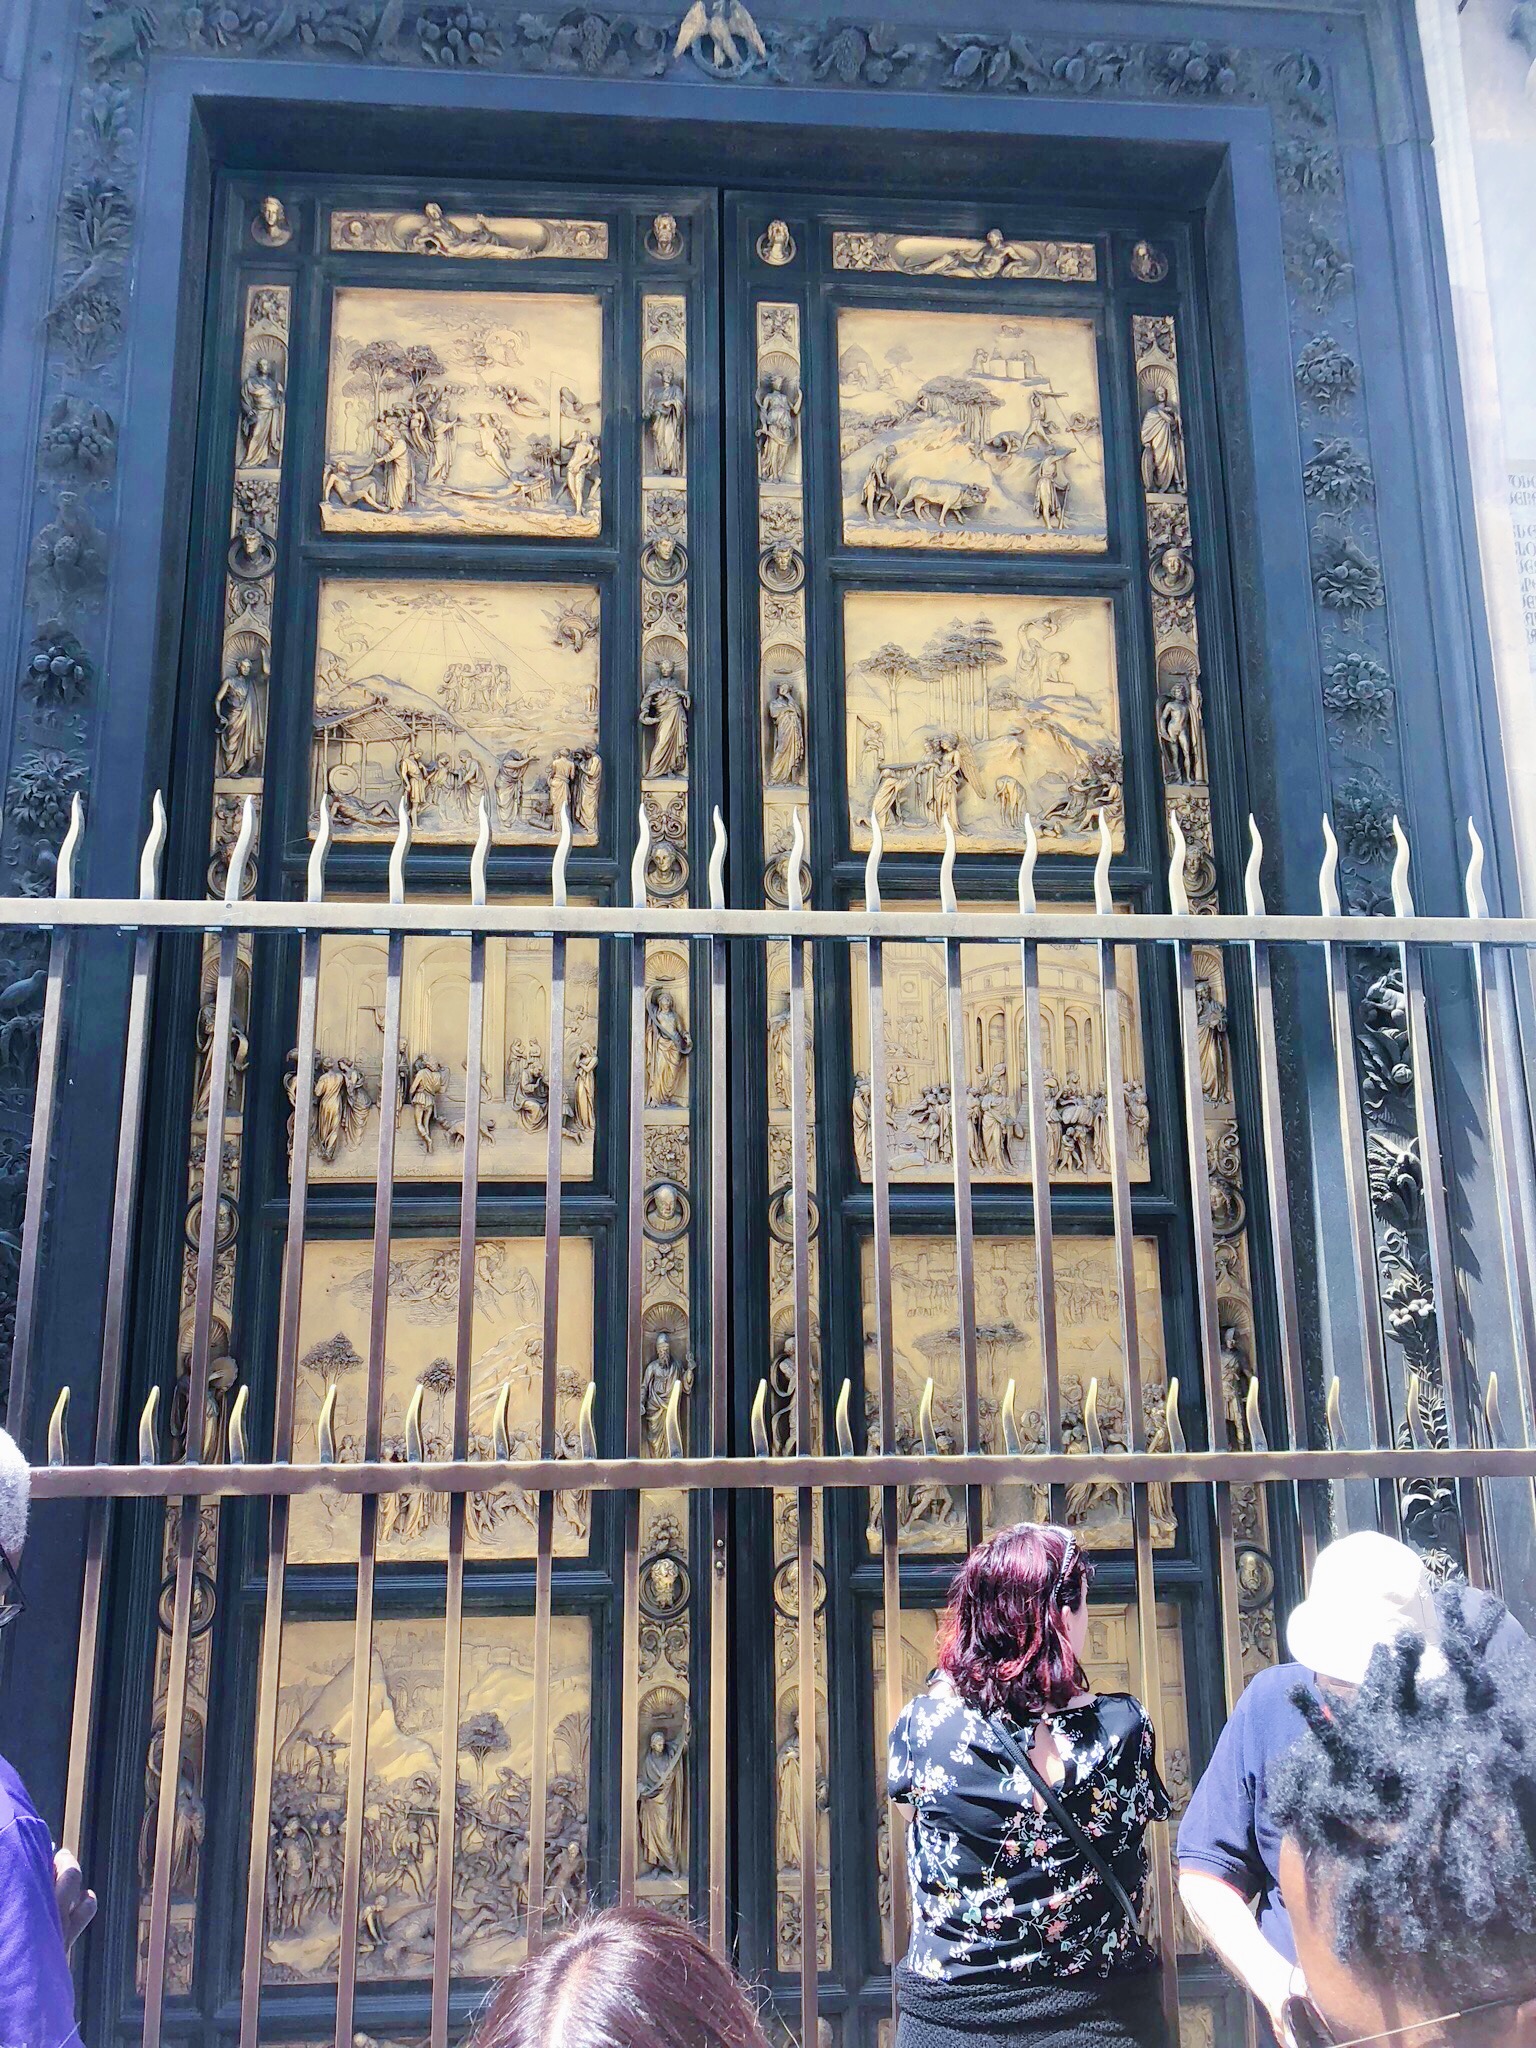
675;0;766;71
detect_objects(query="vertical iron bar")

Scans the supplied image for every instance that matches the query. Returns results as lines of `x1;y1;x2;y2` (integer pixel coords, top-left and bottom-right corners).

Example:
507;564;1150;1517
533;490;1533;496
1020;932;1061;1458
6;917;74;1451
431;917;486;2043
618;836;648;1903
941;915;982;1549
708;815;730;1957
237;921;321;2046
334;921;403;2048
1472;940;1536;1465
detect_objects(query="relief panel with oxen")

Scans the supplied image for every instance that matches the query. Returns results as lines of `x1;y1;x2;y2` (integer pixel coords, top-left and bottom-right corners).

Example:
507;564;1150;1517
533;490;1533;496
320;287;602;538
285;1235;595;1564
310;578;601;844
842;588;1121;854
837;308;1105;554
264;1615;591;1984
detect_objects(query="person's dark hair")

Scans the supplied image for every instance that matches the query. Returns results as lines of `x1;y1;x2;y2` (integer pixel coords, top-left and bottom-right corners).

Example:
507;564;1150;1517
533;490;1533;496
936;1521;1093;1720
1273;1602;1536;2009
472;1905;771;2048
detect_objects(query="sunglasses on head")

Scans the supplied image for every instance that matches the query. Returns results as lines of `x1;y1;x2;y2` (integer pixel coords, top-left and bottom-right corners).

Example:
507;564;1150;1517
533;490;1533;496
1283;1988;1530;2048
0;1543;23;1631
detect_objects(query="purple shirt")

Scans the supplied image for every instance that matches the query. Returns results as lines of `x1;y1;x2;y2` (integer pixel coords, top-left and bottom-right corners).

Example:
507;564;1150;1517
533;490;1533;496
0;1755;82;2048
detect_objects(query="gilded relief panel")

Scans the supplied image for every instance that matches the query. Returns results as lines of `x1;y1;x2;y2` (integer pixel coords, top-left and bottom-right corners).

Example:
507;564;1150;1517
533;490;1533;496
837;308;1105;554
264;1614;591;1983
285;1235;594;1564
302;929;599;1182
832;232;1096;283
331;207;607;260
321;287;601;537
311;578;601;844
843;589;1121;853
871;1602;1190;1960
860;1235;1174;1554
848;902;1149;1186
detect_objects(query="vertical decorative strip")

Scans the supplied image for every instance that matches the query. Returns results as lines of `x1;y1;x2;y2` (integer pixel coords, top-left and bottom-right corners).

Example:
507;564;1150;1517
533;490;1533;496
1131;309;1276;1681
135;279;288;1988
754;292;830;1978
634;281;696;1907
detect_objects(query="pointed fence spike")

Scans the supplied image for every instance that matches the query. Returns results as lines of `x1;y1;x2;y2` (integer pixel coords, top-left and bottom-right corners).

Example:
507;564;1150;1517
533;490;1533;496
1319;816;1341;917
1484;1371;1505;1447
1244;816;1266;918
1167;807;1190;916
1001;1377;1022;1456
1325;1376;1346;1448
227;1384;249;1465
1244;1377;1269;1455
939;815;958;915
918;1377;939;1457
47;1386;70;1467
405;1383;425;1463
55;794;85;902
138;1384;161;1465
550;798;572;909
1389;817;1414;917
1084;1376;1105;1455
787;808;806;914
708;806;728;911
317;1383;338;1466
493;1382;513;1461
224;793;257;906
471;795;492;908
833;1379;854;1456
1465;819;1489;919
1406;1370;1428;1450
631;803;651;908
1093;808;1114;915
1165;1379;1187;1455
307;795;332;904
388;799;413;907
1018;816;1038;915
664;1379;685;1458
577;1381;598;1459
864;810;883;914
750;1378;771;1457
139;791;168;902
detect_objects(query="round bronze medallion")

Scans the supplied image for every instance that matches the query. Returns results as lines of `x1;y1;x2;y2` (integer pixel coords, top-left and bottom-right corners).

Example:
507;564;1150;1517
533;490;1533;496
641;536;688;586
766;1181;821;1244
758;543;806;594
157;1569;219;1638
772;1556;827;1620
639;1549;692;1619
642;1178;692;1243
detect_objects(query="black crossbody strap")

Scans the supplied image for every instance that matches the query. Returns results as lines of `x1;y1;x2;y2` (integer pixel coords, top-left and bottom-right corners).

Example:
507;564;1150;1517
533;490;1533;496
989;1715;1147;1940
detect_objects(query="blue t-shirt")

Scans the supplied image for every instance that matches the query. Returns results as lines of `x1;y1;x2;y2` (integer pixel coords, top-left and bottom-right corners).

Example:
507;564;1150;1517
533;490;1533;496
0;1755;83;2048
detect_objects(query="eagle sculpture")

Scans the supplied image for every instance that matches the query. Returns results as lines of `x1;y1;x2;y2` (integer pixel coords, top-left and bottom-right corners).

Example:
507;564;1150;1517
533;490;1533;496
674;0;767;70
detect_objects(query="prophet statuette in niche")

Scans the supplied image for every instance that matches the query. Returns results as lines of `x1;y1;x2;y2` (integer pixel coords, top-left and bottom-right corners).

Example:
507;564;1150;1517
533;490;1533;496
644;985;692;1108
645;364;685;477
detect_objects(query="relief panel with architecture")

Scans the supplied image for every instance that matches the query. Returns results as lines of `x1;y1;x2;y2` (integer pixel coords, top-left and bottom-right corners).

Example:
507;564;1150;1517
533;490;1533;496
848;903;1149;1186
861;1234;1174;1553
311;579;601;843
300;931;598;1182
838;308;1105;554
265;1615;591;1983
321;287;601;537
843;589;1121;853
286;1236;594;1564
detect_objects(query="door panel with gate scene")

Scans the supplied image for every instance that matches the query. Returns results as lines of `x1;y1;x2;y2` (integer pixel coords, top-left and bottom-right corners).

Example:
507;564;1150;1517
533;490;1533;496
109;173;1268;2041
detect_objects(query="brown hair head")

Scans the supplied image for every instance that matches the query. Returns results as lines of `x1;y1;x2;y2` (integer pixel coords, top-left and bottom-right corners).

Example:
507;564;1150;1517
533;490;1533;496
473;1906;771;2048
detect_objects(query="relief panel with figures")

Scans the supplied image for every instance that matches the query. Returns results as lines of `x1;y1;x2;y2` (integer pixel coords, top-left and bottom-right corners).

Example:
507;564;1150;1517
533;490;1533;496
843;588;1121;854
311;578;601;843
837;308;1105;554
847;902;1149;1186
301;930;599;1182
286;1236;594;1564
320;287;602;537
265;1615;590;1984
860;1234;1175;1554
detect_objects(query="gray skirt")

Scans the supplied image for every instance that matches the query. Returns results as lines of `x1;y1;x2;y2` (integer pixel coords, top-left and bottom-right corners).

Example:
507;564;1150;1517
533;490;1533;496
894;1961;1173;2048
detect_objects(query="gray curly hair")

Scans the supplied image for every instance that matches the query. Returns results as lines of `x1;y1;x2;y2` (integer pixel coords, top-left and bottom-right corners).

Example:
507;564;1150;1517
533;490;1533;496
0;1427;30;1562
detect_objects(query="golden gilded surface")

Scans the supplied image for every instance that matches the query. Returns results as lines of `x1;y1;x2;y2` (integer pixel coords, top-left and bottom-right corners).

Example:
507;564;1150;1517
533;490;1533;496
310;578;601;843
321;287;602;536
265;1614;590;1982
848;902;1148;1186
286;1235;594;1564
837;308;1105;553
304;930;599;1183
843;588;1121;853
832;231;1096;282
330;207;607;259
860;1234;1173;1553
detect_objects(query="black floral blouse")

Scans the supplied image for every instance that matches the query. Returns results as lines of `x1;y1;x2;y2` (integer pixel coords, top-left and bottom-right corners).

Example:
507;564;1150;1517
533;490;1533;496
888;1679;1169;1984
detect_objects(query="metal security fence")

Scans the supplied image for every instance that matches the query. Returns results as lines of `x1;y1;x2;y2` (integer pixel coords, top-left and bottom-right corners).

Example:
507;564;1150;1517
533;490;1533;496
6;793;1536;2048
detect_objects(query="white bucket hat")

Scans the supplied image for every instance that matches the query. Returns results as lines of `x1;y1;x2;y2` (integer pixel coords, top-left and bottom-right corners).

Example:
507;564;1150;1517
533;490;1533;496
1285;1530;1447;1685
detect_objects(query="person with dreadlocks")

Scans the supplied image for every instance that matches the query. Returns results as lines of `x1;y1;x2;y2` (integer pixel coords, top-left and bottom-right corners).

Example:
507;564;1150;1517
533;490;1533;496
1272;1604;1536;2048
1176;1533;1527;2040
